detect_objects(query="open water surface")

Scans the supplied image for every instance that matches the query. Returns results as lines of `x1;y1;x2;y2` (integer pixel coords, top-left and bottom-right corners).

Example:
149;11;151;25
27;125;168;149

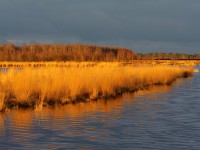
0;68;200;149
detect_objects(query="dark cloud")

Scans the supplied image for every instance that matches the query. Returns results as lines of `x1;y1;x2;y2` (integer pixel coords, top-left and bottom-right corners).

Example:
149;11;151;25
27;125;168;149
0;0;200;53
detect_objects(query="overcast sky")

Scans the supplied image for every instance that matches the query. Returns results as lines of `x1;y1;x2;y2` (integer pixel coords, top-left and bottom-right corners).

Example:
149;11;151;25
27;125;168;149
0;0;200;53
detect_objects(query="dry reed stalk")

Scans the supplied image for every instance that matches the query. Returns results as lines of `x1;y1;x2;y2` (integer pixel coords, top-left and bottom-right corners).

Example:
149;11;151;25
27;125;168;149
0;60;199;69
0;65;193;110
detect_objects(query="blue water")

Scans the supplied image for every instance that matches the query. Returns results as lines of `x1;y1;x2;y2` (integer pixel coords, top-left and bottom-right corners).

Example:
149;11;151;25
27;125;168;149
0;70;200;149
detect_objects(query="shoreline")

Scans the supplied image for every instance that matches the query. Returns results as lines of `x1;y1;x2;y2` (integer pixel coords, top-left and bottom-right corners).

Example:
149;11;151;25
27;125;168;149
0;65;193;112
2;83;180;111
0;78;191;112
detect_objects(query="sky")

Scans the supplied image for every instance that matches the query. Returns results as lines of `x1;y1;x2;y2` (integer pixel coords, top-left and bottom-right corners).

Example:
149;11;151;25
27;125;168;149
0;0;200;53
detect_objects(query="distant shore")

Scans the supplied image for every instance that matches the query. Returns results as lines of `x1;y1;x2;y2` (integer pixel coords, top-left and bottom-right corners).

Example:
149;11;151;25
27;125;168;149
0;60;199;69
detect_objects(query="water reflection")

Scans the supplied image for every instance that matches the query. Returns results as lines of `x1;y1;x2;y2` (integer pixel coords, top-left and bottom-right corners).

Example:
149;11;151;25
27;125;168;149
0;113;4;131
0;84;172;128
0;84;172;149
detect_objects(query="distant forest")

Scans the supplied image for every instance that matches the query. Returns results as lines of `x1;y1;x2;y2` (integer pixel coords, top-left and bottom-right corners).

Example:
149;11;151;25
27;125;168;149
138;53;200;60
0;43;137;61
0;43;199;61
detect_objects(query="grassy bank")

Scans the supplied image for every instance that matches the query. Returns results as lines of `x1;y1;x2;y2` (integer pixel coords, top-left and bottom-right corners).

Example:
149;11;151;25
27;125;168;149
0;60;199;68
0;65;192;111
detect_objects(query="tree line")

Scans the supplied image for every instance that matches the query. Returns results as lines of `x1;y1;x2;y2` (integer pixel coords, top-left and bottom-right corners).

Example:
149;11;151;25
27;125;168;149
0;43;137;61
0;43;199;61
138;53;200;60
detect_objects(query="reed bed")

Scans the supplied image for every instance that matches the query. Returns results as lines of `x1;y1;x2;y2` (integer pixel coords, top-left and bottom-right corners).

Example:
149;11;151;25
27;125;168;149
0;60;199;68
0;65;192;111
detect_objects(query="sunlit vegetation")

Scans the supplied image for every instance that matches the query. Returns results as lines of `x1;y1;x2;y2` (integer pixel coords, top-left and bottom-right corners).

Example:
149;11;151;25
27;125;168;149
0;43;196;111
0;60;199;69
0;43;137;61
0;43;200;62
0;65;192;111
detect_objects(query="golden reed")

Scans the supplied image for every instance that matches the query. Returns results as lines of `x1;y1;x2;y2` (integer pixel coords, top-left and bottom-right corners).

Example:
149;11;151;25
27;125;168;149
0;60;199;68
0;65;192;111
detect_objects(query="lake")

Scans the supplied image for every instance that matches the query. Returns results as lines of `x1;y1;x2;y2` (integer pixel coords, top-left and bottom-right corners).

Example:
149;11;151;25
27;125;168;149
0;68;200;150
